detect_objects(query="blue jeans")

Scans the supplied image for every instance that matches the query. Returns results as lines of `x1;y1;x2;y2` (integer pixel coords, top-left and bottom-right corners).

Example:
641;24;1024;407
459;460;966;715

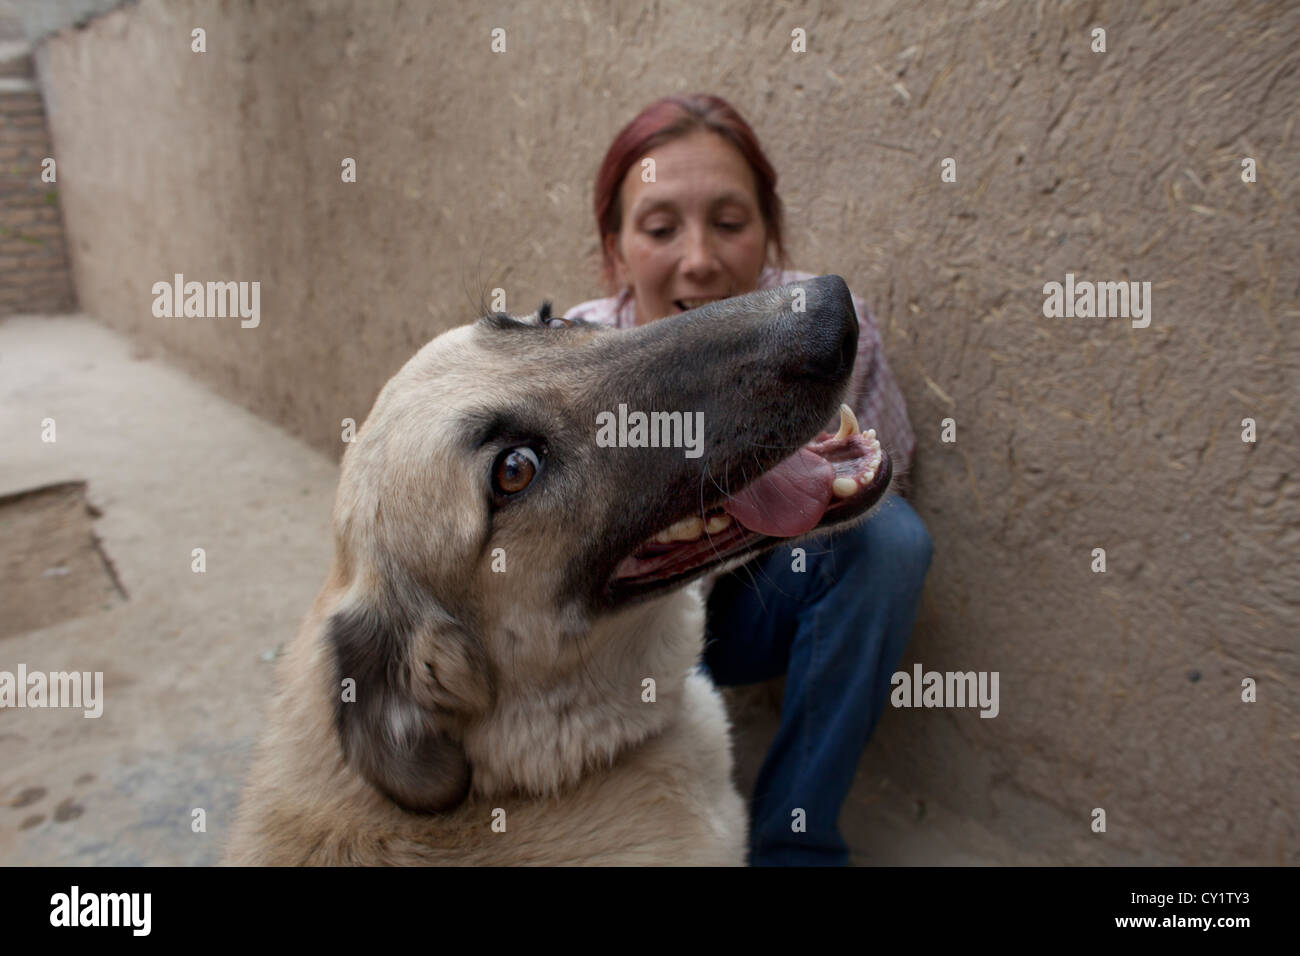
700;495;933;866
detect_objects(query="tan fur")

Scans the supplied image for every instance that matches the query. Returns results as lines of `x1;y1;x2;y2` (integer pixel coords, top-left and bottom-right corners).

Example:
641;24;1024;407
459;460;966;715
226;577;745;865
226;321;747;865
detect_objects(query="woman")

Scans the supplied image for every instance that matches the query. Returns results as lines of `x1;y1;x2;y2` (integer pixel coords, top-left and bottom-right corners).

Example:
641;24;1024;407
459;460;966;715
564;94;933;866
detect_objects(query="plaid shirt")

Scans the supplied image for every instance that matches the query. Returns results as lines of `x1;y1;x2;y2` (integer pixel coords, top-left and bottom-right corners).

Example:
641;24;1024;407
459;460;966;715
564;268;916;474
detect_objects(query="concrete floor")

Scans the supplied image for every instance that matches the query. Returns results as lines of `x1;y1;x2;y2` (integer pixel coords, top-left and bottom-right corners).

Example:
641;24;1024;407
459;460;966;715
0;314;1020;865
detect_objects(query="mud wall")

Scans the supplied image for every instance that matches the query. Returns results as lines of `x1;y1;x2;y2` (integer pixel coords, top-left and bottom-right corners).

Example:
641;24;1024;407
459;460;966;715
31;0;1299;863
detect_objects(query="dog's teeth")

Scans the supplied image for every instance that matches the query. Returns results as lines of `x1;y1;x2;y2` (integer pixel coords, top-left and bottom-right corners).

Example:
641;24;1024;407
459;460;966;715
662;515;704;542
649;514;709;545
835;404;859;441
832;477;860;499
863;428;876;441
705;514;732;533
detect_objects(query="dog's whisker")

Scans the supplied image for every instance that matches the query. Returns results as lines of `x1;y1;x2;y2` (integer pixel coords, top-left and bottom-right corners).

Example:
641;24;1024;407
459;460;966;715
705;461;733;505
697;458;734;565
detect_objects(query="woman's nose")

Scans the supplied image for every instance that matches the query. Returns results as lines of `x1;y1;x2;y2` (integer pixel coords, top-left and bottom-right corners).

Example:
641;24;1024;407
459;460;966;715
680;225;719;274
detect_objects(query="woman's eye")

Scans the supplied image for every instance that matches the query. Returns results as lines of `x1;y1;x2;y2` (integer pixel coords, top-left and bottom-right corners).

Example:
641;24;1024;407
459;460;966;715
493;447;540;495
647;223;741;238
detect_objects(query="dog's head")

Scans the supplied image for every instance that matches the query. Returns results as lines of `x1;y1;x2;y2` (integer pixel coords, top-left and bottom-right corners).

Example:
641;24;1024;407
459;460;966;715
325;275;892;812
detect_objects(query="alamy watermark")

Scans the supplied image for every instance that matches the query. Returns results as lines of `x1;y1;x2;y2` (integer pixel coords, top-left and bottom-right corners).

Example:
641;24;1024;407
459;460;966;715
891;663;999;718
0;665;103;718
50;886;150;935
1042;273;1151;328
595;404;704;459
151;273;260;328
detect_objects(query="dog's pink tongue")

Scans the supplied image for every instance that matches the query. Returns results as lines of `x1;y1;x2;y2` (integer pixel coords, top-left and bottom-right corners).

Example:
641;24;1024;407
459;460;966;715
722;448;833;537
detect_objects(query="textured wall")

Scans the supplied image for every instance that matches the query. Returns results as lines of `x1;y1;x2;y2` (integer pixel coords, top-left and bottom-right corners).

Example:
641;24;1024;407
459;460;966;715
33;0;1298;863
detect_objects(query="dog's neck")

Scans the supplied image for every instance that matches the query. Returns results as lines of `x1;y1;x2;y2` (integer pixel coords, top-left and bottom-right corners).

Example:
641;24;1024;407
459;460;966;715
463;582;707;799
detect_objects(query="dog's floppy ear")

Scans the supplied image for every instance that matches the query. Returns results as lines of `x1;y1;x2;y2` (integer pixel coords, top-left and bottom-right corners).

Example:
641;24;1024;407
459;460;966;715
327;598;491;813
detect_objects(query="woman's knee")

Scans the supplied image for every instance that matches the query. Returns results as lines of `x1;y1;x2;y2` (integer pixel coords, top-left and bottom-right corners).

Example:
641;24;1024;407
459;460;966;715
887;498;933;578
832;496;932;581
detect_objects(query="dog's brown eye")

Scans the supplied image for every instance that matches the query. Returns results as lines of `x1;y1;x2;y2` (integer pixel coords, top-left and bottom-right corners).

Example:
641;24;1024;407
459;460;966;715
493;447;539;495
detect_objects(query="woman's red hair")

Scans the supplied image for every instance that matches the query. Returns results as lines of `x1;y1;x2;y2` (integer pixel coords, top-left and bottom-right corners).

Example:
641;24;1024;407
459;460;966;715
593;94;788;295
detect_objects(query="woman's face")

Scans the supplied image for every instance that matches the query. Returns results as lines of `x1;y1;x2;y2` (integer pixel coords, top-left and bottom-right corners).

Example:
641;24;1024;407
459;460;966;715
605;130;770;325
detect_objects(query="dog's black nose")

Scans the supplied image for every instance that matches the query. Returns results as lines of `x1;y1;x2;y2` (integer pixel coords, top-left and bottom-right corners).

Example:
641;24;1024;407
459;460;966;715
783;274;859;384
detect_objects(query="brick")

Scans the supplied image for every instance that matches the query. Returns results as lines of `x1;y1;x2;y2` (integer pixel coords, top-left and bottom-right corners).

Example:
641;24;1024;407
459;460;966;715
10;285;68;301
22;248;66;262
18;221;62;237
3;117;47;133
0;92;42;111
0;92;42;106
6;115;48;128
11;138;47;150
0;56;34;79
25;261;66;274
0;102;43;118
2;118;46;134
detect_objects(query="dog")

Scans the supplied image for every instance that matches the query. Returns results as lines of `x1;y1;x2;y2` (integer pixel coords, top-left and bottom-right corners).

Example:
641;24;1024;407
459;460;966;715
224;274;892;865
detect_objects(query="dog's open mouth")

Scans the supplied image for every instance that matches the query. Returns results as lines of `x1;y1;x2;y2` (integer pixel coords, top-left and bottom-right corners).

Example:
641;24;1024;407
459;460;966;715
609;404;891;595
